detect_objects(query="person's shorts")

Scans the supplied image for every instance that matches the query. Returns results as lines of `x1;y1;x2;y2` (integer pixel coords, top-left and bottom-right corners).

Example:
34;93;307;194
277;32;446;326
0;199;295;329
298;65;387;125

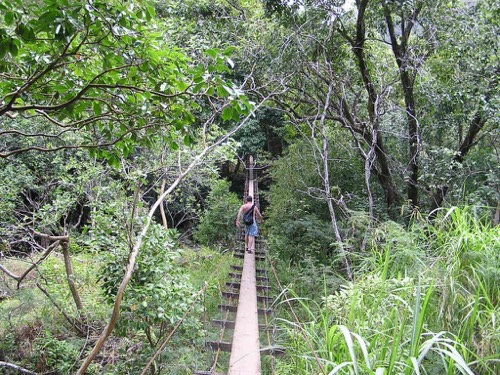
245;222;258;237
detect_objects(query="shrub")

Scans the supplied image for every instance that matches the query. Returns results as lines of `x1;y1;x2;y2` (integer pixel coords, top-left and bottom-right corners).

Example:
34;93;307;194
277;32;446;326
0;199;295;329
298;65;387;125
34;332;82;374
194;179;241;246
99;224;201;347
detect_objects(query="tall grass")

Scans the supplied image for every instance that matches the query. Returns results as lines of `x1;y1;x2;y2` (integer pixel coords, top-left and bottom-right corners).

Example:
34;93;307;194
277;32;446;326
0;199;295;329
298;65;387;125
275;206;499;374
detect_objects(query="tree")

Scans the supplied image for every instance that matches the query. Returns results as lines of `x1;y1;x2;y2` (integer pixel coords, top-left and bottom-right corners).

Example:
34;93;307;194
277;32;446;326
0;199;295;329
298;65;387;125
0;0;261;372
261;0;497;218
420;0;499;214
0;0;245;163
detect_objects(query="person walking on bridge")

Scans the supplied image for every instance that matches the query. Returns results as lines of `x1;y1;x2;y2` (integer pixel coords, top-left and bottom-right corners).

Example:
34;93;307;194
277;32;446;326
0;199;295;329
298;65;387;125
236;196;263;254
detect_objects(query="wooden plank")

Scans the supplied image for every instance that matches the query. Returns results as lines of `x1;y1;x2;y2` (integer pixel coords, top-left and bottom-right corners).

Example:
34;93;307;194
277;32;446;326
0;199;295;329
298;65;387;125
213;320;274;331
219;305;270;315
234;249;266;256
224;292;272;303
222;291;239;300
226;282;268;291
257;295;273;303
229;273;269;283
261;346;286;356
212;319;236;329
235;253;265;261
218;304;237;312
230;265;266;274
207;342;285;357
206;341;232;352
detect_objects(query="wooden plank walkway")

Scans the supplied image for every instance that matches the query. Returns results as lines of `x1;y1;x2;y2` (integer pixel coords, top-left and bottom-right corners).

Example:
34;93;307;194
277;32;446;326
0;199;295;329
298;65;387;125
227;250;261;375
197;156;276;375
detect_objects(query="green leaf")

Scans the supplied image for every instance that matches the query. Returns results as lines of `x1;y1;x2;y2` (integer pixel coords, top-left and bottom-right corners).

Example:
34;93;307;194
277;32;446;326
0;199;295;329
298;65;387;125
217;85;230;98
223;46;236;56
4;11;16;26
193;75;204;84
8;39;18;56
184;135;194;146
192;82;205;94
221;106;233;121
146;5;156;20
0;39;8;59
93;101;102;116
205;49;217;59
176;80;189;92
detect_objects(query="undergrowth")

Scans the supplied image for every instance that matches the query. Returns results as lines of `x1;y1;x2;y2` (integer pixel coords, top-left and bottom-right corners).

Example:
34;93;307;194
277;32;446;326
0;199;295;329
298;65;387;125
274;206;499;375
0;242;235;374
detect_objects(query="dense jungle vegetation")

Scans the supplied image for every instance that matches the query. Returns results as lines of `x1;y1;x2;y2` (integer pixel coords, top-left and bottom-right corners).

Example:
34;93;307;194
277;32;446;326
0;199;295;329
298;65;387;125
0;0;498;374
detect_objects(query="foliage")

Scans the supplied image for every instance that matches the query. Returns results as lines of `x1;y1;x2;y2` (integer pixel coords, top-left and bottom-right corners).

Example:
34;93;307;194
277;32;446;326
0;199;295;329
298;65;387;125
259;0;499;216
0;239;235;374
1;0;499;372
33;332;83;374
0;143;113;255
0;0;252;164
274;205;499;374
266;136;365;262
194;179;241;245
234;118;267;157
0;249;109;373
416;0;500;211
99;224;201;345
234;106;286;157
276;277;477;375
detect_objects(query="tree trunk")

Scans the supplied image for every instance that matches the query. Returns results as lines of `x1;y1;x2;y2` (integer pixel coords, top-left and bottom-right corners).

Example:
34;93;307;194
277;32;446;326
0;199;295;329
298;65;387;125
372;132;402;213
384;4;423;209
159;176;168;229
61;238;84;313
430;113;487;213
403;71;420;208
320;84;352;280
348;0;401;216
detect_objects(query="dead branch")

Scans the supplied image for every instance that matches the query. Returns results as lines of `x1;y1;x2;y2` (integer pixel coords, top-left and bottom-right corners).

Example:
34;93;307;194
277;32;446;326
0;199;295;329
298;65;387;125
0;361;38;374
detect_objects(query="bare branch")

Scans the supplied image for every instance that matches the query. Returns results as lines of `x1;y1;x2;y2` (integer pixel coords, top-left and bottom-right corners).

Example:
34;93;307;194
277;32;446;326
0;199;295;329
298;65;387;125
16;240;60;288
0;361;37;375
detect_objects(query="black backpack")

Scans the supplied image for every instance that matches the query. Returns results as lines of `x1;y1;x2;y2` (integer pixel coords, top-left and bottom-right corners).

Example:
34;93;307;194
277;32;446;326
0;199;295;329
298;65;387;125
243;204;255;225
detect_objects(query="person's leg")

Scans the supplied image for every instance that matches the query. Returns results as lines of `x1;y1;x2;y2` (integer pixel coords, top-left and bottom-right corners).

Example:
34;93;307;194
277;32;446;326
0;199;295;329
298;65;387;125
245;234;249;251
248;235;255;253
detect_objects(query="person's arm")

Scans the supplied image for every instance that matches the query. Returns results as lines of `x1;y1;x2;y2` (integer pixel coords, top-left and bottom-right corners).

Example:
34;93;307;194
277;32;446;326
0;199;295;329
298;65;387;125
236;206;243;227
255;207;264;223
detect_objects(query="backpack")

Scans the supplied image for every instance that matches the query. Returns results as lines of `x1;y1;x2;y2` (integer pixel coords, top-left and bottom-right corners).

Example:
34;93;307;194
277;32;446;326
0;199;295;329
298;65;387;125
243;204;255;225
